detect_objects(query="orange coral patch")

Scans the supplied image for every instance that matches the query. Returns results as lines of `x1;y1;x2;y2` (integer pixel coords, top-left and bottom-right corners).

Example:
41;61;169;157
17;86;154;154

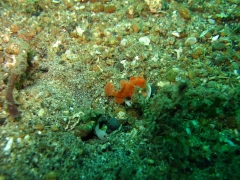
105;82;115;96
129;76;146;88
105;76;147;104
115;80;134;98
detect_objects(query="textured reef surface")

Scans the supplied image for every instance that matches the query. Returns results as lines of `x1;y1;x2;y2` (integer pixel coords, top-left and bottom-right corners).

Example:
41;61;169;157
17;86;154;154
0;0;240;179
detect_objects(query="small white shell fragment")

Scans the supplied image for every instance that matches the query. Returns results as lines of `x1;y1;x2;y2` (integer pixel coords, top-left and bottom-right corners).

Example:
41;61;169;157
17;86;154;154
4;137;14;155
172;31;180;37
120;38;128;46
139;36;150;46
52;40;61;48
76;26;85;36
211;35;219;42
185;37;197;46
124;99;132;107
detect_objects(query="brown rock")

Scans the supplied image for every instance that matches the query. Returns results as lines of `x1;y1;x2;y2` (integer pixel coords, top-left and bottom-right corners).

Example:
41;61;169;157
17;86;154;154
178;7;191;19
92;3;104;13
131;23;141;33
104;5;116;13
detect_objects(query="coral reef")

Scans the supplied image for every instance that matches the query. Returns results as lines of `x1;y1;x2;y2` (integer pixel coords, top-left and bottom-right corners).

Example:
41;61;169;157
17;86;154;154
0;0;239;179
105;76;146;104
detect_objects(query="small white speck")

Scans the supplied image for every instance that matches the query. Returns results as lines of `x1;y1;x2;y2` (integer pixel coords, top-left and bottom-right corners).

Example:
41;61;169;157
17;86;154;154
139;36;150;46
211;35;219;42
52;40;61;48
233;70;238;75
4;137;14;155
76;26;85;36
172;31;180;37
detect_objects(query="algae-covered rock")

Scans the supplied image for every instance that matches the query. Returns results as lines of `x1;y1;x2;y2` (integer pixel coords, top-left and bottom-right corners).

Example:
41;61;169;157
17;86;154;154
144;0;162;13
5;39;30;75
233;6;240;18
212;42;226;51
178;7;191;19
74;121;95;138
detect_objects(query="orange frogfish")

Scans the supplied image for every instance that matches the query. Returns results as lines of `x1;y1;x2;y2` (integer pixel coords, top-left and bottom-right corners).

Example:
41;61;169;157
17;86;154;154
105;76;147;104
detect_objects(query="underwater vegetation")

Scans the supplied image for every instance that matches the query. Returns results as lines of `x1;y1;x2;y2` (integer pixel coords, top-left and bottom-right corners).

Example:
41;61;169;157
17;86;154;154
141;82;240;179
0;0;239;179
